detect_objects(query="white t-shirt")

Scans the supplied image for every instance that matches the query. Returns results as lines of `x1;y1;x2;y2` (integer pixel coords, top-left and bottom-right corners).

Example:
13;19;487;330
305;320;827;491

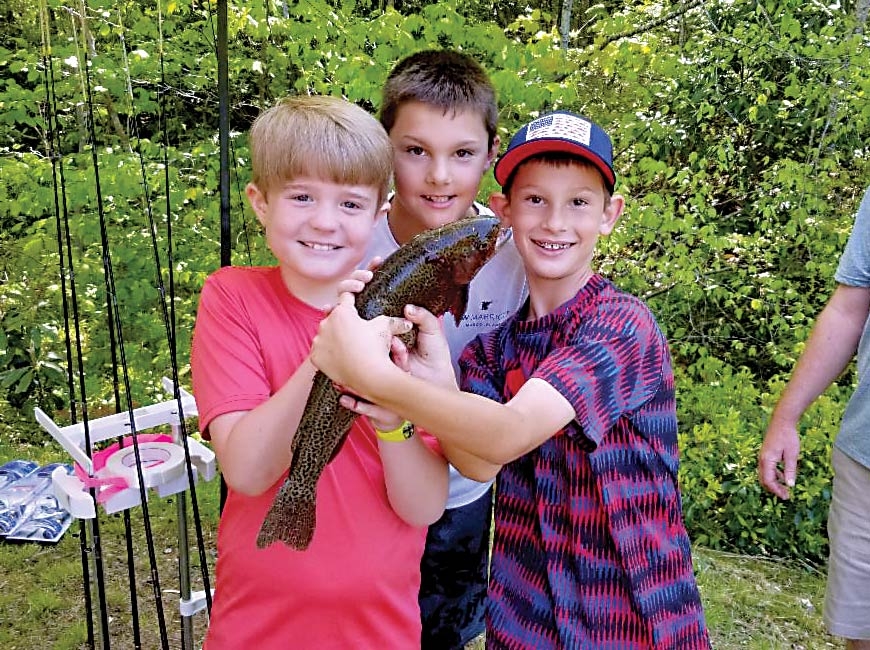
364;203;528;507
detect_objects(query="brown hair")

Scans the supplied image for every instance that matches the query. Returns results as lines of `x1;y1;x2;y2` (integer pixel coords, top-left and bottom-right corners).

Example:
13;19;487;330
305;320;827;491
249;95;392;203
379;50;498;148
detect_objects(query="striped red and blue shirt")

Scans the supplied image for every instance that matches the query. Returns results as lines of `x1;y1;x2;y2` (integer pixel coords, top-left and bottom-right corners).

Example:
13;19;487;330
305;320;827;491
459;274;710;649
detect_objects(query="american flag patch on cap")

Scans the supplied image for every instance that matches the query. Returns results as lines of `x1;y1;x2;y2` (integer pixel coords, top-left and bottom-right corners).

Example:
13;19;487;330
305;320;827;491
527;113;592;146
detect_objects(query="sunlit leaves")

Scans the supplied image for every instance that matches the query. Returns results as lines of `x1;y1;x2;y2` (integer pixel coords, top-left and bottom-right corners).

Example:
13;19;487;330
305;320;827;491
0;0;868;559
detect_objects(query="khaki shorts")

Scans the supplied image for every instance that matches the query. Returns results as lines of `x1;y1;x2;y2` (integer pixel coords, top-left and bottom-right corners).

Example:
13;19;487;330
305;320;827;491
824;447;870;640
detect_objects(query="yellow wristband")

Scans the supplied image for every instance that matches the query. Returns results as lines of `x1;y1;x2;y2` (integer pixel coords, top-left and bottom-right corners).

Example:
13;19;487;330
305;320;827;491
375;421;415;442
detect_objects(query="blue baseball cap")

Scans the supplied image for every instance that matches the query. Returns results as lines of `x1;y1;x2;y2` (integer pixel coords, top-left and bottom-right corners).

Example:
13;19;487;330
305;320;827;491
494;111;616;194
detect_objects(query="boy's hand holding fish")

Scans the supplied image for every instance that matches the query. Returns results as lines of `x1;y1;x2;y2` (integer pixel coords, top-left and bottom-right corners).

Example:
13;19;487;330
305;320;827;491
314;294;457;414
313;292;503;484
391;305;460;391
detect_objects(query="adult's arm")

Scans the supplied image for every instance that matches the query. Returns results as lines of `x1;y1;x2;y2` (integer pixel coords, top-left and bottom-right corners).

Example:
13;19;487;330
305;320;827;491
759;284;870;498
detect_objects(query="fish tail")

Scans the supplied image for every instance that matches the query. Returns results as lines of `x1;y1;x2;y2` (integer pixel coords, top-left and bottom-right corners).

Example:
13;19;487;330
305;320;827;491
256;483;316;551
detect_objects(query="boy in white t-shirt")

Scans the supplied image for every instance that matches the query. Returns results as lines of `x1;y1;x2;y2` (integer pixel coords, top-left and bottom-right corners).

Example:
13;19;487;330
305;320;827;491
369;50;527;649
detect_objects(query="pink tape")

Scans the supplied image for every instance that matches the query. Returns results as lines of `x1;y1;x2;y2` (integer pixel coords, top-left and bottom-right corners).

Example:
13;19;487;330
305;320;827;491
74;434;173;504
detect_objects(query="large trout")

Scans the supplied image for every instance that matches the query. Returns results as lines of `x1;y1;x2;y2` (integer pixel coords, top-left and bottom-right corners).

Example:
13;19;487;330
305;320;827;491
257;215;503;550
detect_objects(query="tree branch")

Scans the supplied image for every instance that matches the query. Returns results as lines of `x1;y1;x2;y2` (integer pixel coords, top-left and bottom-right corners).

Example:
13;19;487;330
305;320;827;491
596;0;706;50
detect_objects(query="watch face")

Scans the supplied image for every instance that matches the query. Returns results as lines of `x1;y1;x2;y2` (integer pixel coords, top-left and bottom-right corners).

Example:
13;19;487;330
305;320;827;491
402;422;415;440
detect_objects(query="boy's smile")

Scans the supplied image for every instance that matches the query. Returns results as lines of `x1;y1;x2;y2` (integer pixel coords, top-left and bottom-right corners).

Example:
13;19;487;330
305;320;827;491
490;160;623;317
303;241;339;250
247;176;385;306
387;101;498;244
535;240;574;251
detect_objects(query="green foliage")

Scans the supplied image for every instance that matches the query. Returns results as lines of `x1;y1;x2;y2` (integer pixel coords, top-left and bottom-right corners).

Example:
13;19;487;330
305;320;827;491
593;0;869;379
0;313;66;412
677;354;847;562
0;0;868;561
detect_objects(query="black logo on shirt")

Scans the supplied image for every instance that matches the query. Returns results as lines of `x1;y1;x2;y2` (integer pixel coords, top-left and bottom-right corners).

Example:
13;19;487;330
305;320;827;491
481;300;493;311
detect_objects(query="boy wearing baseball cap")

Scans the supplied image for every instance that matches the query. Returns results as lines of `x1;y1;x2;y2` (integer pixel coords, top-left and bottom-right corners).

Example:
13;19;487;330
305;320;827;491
309;111;711;647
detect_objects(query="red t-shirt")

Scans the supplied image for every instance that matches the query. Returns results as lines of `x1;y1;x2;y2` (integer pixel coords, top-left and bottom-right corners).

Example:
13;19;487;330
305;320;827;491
191;266;425;650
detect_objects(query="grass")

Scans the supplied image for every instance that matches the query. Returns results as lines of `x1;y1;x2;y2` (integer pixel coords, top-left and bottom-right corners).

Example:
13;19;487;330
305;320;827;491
695;547;840;649
1;410;217;650
0;485;218;649
1;409;845;650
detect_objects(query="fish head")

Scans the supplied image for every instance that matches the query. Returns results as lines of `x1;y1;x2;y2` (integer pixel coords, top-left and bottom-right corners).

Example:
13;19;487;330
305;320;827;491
357;215;504;325
415;215;502;326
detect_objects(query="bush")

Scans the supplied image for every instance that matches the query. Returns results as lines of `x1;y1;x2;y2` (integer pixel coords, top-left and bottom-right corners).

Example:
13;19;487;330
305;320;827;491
676;353;848;563
2;0;868;564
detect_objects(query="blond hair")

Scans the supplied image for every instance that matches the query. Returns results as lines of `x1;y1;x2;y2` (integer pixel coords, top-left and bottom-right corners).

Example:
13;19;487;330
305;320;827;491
249;95;393;203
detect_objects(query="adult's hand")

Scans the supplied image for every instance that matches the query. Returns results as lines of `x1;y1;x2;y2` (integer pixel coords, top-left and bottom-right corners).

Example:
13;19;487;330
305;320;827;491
758;419;800;500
